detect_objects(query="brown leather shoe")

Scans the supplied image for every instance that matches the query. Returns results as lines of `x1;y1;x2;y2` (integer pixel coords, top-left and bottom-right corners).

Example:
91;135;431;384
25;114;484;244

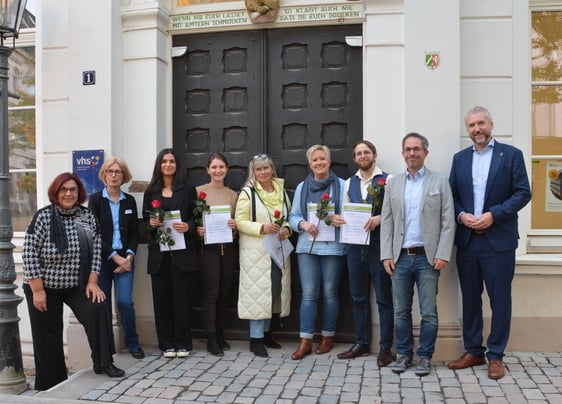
488;359;505;380
447;352;486;370
337;343;371;359
291;338;312;360
377;348;394;367
315;336;334;354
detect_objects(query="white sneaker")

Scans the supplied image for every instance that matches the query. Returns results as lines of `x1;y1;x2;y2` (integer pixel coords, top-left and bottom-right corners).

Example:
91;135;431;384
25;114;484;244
163;349;176;358
176;349;190;358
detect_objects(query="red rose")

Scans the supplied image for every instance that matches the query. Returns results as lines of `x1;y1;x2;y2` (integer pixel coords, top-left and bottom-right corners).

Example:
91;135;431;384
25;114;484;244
151;199;161;209
322;193;330;201
199;191;206;200
378;178;386;186
274;210;281;219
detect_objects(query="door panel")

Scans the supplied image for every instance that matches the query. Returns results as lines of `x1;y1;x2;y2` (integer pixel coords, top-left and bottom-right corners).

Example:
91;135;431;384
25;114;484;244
267;25;363;193
172;25;362;341
173;31;265;189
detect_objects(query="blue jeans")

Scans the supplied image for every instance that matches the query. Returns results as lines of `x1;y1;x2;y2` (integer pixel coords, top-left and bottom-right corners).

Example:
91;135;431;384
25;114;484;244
248;261;281;339
98;259;140;353
392;252;440;359
297;253;345;339
249;319;272;338
347;243;394;348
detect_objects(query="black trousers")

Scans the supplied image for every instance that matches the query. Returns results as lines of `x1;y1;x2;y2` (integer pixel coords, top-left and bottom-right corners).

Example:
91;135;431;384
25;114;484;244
199;243;236;334
24;286;113;391
150;254;195;351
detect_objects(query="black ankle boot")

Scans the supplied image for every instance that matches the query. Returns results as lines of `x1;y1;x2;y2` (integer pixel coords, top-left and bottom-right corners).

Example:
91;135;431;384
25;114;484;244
207;334;224;356
216;331;231;351
264;332;281;349
249;338;268;358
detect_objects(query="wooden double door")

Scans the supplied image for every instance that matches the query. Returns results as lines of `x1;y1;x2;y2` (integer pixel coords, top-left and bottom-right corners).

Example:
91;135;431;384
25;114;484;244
172;24;363;341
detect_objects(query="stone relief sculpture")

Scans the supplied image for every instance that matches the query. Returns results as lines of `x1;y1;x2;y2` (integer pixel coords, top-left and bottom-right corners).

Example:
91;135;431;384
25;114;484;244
245;0;279;23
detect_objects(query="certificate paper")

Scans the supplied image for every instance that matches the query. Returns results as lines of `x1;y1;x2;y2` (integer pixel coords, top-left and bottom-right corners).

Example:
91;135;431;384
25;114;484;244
203;205;233;245
340;203;372;245
263;233;294;269
307;202;335;242
160;210;186;251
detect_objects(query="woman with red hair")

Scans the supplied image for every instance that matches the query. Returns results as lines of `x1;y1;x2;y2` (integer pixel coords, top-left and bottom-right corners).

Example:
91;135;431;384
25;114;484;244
23;172;123;390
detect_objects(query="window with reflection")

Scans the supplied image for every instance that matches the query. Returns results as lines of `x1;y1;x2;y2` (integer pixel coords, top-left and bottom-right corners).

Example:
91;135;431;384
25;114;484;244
9;5;36;232
531;10;562;229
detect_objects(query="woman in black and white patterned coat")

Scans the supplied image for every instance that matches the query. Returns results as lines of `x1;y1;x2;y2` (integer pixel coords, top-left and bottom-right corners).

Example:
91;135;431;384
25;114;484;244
23;172;124;391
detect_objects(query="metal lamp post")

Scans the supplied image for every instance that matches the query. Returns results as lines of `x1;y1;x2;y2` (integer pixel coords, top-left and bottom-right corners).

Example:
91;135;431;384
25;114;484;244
0;0;28;394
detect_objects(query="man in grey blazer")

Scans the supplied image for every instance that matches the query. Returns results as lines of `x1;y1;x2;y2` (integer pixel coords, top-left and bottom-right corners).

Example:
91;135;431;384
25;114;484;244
380;132;455;376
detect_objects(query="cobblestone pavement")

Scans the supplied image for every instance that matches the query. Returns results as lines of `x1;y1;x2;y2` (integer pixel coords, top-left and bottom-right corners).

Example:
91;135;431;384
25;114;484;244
13;341;562;403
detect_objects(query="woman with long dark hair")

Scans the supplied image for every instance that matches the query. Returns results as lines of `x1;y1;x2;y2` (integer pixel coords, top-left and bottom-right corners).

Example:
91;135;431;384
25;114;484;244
142;148;199;358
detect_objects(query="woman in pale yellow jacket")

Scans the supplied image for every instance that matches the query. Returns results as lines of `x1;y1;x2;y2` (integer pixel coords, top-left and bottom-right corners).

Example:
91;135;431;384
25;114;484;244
235;153;292;358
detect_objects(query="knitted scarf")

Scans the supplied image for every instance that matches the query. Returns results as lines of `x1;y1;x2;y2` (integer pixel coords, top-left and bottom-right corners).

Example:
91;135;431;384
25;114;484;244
299;170;341;218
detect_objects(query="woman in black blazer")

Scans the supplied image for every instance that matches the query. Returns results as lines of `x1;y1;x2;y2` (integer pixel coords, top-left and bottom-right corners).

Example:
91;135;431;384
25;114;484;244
88;157;144;359
142;148;200;358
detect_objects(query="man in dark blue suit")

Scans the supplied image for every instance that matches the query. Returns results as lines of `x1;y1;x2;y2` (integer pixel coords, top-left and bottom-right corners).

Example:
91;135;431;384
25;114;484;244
448;106;531;380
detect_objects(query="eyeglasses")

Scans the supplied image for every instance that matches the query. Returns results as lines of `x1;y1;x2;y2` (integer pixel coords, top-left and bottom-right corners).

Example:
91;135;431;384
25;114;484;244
253;154;268;161
106;170;123;176
59;187;78;194
402;147;425;154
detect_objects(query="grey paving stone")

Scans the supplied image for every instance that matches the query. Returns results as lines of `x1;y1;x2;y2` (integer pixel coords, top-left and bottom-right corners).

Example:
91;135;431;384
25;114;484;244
424;391;445;402
325;376;345;386
113;396;146;403
152;378;176;388
279;388;299;399
123;386;144;396
140;387;165;398
463;392;487;403
254;395;280;403
522;388;546;400
400;387;423;399
422;382;441;392
233;397;254;404
262;384;283;395
299;386;322;397
481;385;505;396
200;385;225;396
294;397;320;404
486;398;510;404
380;391;401;402
80;389;105;400
544;393;562;403
238;387;262;397
442;386;463;398
318;395;341;404
516;378;539;388
503;393;533;404
215;391;238;403
176;390;200;401
142;398;175;404
98;392;120;401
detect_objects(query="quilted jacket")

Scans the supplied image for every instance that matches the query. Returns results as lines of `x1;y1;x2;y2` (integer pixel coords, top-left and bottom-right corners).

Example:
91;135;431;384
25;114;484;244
235;178;291;320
